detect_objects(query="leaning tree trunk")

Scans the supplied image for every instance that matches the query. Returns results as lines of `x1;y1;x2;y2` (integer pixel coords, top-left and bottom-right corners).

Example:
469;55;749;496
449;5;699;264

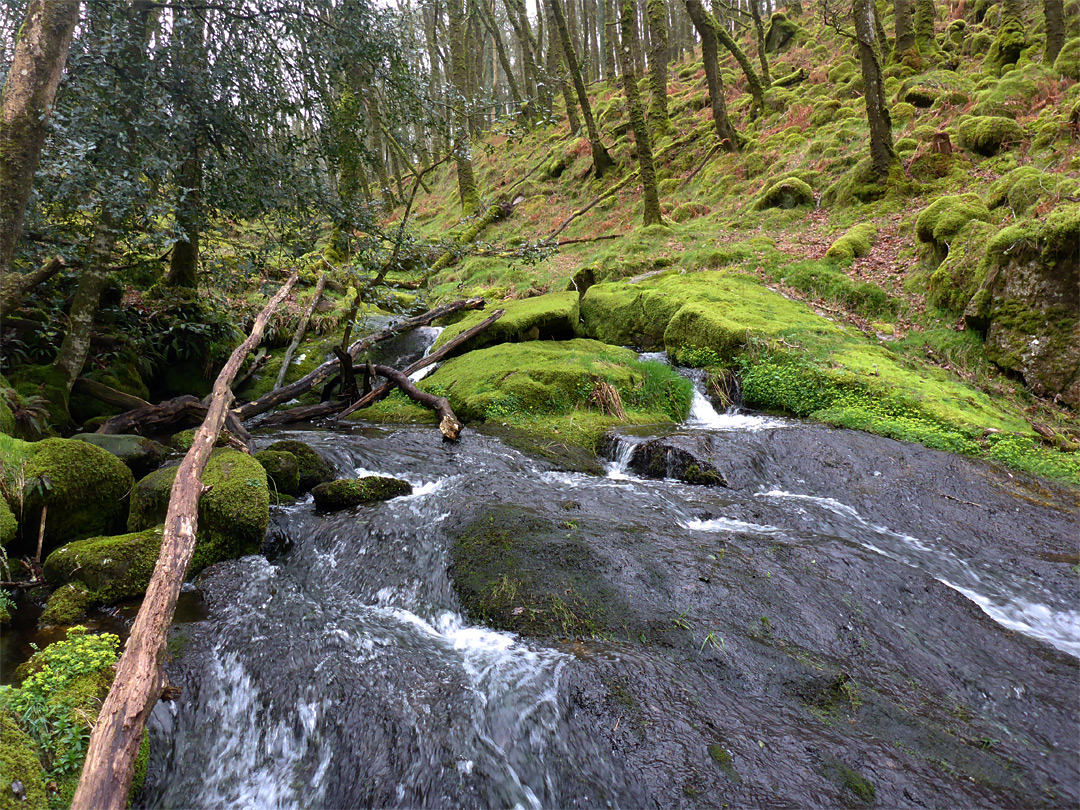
447;0;480;215
714;11;766;115
0;0;80;291
645;0;671;129
854;0;896;179
551;0;614;175
1044;0;1064;64
893;0;915;58
684;0;740;150
748;0;771;86
69;274;298;810
619;0;663;225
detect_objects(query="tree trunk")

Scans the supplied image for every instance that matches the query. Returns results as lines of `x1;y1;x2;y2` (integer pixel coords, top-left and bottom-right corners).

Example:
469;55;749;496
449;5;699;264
854;0;896;179
1044;0;1064;64
603;0;619;79
714;12;765;115
165;152;201;287
373;364;463;440
913;0;936;53
0;0;80;285
367;96;396;211
478;0;525;118
748;0;771;85
275;273;328;389
0;256;64;318
447;0;480;215
70;274;297;810
619;0;663;225
551;0;614;175
894;0;915;57
645;0;671;128
685;0;740;150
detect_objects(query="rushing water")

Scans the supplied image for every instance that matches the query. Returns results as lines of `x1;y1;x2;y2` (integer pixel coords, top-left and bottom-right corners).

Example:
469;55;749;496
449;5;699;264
141;357;1080;809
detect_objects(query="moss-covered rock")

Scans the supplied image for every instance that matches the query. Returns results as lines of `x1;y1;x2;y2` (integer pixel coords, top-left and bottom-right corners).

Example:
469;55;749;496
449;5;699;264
128;448;269;567
72;433;168;478
957;115;1024;155
20;438;134;555
926;219;996;312
255;449;300;495
0;712;48;810
898;70;973;108
265;440;334;493
431;291;581;353
915;194;992;265
38;582;94;627
171;427;233;452
311;476;412;510
9;365;70;432
0;496;16;550
754;176;815;210
765;12;800;52
986;166;1079;215
984;9;1027;71
1054;36;1080;80
825;224;877;260
43;528;164;613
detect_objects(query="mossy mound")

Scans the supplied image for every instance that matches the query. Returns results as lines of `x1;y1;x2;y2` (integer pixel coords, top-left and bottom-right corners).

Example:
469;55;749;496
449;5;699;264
765;12;800;52
754;176;815;210
0;712;48;810
431;291;581;353
128;448;269;566
897;70;973;108
43;528;164;620
957;115;1025;155
72;433;168;478
9;365;71;432
825;224;877;260
171;427;234;452
0;496;16;550
984;11;1027;72
255;449;300;495
986;166;1079;215
915;194;992;265
19;438;134;556
821;158;905;206
925;220;996;312
265;440;334;492
1055;37;1080;80
311;476;412;510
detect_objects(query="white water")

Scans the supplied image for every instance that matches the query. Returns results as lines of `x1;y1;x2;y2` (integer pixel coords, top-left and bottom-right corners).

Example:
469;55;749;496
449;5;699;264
686;390;789;431
409;326;445;382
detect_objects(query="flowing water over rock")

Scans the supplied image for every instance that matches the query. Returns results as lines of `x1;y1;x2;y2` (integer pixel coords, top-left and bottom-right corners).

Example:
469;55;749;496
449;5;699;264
142;375;1079;809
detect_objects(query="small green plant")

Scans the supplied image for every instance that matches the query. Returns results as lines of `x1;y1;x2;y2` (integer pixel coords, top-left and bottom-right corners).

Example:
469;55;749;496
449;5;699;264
701;631;725;653
672;608;693;630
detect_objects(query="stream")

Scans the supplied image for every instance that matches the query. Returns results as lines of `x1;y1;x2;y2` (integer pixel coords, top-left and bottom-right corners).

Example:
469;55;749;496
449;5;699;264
138;347;1079;809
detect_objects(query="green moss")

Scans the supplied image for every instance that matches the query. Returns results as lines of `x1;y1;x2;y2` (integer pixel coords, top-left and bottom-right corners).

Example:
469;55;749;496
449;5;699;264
235;334;340;404
72;433;168;478
915;194;992;264
311;476;412;510
9;365;70;432
821;755;876;804
0;712;47;810
925;219;995;311
1054;37;1080;80
898;70;973;108
984;10;1027;72
254;449;300;495
265;440;334;492
825;224;877;260
957;115;1025;155
0;495;16;550
38;582;93;627
432;291;582;352
986;166;1078;214
754;176;815;210
127;448;268;568
21;438;134;555
171;427;232;452
43;528;164;609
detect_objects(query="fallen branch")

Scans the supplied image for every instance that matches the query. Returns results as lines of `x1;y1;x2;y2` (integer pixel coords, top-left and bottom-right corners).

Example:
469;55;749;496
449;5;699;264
373;363;462;440
71;272;297;810
235;349;267;390
274;272;327;389
680;144;720;188
72;378;151;412
95;395;206;436
0;256;66;318
237;297;484;421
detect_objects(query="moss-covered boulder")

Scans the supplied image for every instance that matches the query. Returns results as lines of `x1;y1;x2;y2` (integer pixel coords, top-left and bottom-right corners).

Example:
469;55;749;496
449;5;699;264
986;166;1079;215
265;440;334;492
9;365;71;432
43;528;164;620
957;115;1024;156
754;176;815;210
128;448;269;566
915;194;992;265
312;476;412;510
765;12;799;52
72;433;168;478
898;70;973;108
1054;36;1080;80
626;438;727;486
431;291;581;354
926;220;996;312
255;449;300;495
967;207;1080;406
20;438;134;555
0;496;16;550
825;224;877;260
0;712;48;810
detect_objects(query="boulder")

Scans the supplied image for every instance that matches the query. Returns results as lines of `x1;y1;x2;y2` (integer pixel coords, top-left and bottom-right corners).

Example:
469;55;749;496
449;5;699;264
265;440;334;493
628;438;727;486
312;476;412;510
754;176;814;210
38;582;94;627
0;713;48;810
430;291;582;354
255;449;300;495
915;194;991;266
72;433;168;478
956;115;1024;156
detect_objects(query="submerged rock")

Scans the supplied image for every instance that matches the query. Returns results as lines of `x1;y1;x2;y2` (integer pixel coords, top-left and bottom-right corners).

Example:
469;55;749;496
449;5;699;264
265;440;334;493
311;476;412;510
628;438;727;486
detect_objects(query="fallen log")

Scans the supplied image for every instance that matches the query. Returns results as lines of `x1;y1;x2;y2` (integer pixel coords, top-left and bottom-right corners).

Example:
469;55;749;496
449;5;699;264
274;272;327;389
71;272;297;810
95;395;206;436
72;377;152;412
372;363;462;440
237;297;484;421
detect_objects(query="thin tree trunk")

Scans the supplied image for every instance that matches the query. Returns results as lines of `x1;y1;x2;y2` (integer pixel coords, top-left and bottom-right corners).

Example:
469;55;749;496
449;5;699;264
645;0;671;128
603;0;619;79
70;274;298;810
165;152;201;287
894;0;915;57
714;10;765;115
0;0;80;285
448;0;480;215
685;0;740;150
0;256;64;318
854;0;896;179
619;0;663;225
1044;0;1064;64
275;273;328;389
551;0;613;175
748;0;771;85
478;0;525;117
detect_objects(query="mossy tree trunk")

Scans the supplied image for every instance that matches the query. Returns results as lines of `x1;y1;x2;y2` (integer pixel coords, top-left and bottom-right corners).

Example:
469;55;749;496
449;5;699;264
448;0;480;216
913;0;936;54
645;0;671;128
854;0;896;179
1044;0;1064;64
603;0;619;78
714;10;766;115
619;0;663;225
551;0;613;175
503;0;541;117
0;0;80;288
366;96;396;210
166;152;202;287
543;0;582;132
478;0;525;120
893;0;915;57
748;0;772;86
684;0;740;151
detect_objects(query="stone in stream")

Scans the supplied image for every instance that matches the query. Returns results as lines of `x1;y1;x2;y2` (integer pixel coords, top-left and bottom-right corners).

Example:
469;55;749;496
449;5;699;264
72;433;169;478
312;476;412;510
628;437;727;486
265;439;335;493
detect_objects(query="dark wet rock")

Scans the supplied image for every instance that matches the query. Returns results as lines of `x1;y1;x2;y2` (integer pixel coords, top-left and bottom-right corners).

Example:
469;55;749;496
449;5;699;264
628;437;727;486
254;449;300;495
311;476;411;510
72;433;168;478
265;439;334;492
